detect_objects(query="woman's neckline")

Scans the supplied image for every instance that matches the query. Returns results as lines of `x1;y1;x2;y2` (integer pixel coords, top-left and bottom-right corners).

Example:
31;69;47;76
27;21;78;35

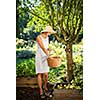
40;34;48;39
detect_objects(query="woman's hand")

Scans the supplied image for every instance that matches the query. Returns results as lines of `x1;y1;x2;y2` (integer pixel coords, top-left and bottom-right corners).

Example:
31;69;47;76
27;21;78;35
47;48;53;51
47;48;53;54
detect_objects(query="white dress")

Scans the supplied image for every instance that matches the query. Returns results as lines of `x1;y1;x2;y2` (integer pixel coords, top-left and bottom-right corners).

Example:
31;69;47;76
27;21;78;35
35;35;49;74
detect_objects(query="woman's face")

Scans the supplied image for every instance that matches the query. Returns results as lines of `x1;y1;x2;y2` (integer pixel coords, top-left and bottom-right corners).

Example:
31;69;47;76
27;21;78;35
44;32;50;36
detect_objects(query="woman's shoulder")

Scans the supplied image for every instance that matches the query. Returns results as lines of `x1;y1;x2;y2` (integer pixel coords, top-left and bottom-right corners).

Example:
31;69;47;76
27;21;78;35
36;35;41;39
36;35;43;43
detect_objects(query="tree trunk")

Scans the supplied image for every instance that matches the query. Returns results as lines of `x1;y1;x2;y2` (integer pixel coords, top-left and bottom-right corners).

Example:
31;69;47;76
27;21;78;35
65;42;73;82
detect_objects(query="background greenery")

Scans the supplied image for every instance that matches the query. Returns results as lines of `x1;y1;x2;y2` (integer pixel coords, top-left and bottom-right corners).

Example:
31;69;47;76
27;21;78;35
16;40;83;89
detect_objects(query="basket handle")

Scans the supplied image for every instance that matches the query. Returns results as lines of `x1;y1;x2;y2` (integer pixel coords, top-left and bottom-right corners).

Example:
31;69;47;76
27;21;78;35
42;49;56;63
42;55;54;63
48;49;57;56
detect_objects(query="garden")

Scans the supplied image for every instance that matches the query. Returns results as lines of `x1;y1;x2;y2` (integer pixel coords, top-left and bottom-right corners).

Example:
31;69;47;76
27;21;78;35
16;0;83;100
16;39;83;89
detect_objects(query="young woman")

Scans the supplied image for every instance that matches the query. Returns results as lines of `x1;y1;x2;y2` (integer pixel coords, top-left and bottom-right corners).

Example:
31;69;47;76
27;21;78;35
35;26;56;98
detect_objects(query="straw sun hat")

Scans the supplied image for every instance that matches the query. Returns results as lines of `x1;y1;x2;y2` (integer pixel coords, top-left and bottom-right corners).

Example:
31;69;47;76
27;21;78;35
41;26;56;34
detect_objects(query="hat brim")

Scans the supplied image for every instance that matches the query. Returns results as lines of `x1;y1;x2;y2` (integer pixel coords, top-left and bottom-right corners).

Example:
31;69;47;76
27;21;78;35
41;30;56;34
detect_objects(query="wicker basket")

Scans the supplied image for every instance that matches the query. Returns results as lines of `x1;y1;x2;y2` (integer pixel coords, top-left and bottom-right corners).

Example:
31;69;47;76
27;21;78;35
47;56;61;68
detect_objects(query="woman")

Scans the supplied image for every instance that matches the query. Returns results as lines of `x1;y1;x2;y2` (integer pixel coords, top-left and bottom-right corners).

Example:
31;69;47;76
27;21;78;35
35;26;56;98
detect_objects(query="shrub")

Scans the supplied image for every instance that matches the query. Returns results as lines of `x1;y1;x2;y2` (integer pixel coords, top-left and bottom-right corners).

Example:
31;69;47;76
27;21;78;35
48;64;66;83
16;41;83;90
64;45;83;90
48;43;83;90
16;38;25;48
16;50;35;59
16;38;34;49
16;58;36;77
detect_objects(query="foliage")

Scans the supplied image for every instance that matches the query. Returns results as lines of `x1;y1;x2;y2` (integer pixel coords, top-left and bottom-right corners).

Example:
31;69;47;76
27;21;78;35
48;65;66;83
71;63;83;89
49;42;83;90
61;45;83;90
49;40;66;63
16;57;36;77
48;43;83;90
16;0;83;44
16;40;83;89
16;0;83;81
48;41;67;83
16;38;27;48
16;0;40;41
71;45;83;89
16;49;35;59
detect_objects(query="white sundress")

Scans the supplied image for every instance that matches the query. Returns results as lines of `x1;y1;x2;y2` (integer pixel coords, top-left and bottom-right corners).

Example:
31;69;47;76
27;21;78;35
35;35;49;74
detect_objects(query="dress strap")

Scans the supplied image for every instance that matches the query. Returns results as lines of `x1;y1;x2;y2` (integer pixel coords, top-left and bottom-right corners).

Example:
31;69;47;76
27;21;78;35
39;35;43;40
39;35;48;40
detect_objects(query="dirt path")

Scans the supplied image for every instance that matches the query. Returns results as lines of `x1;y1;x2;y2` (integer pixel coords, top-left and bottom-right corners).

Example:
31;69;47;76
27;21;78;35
16;87;83;100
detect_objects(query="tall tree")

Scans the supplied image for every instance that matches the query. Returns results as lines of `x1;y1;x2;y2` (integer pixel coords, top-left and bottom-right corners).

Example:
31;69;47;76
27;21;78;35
17;0;83;82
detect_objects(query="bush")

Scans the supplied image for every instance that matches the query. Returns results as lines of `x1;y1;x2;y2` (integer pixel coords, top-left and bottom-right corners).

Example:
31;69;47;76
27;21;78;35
16;38;34;49
16;58;36;77
64;45;83;90
16;41;83;90
49;41;66;64
72;45;83;89
48;41;67;83
48;64;66;83
48;43;83;90
72;62;83;89
16;50;35;59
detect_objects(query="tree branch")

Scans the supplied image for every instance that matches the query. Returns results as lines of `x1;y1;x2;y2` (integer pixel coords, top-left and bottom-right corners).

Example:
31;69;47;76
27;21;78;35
56;0;69;41
60;0;68;40
22;1;50;23
30;10;50;23
73;18;83;43
54;33;67;45
72;0;83;43
47;0;54;27
72;0;82;35
65;0;73;35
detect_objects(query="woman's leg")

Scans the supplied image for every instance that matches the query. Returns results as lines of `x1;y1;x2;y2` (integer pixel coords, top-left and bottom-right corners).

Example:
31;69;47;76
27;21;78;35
43;73;53;98
37;73;43;95
43;72;48;90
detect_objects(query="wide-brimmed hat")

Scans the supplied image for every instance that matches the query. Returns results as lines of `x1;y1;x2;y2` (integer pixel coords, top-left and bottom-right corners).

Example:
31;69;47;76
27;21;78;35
41;26;56;34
